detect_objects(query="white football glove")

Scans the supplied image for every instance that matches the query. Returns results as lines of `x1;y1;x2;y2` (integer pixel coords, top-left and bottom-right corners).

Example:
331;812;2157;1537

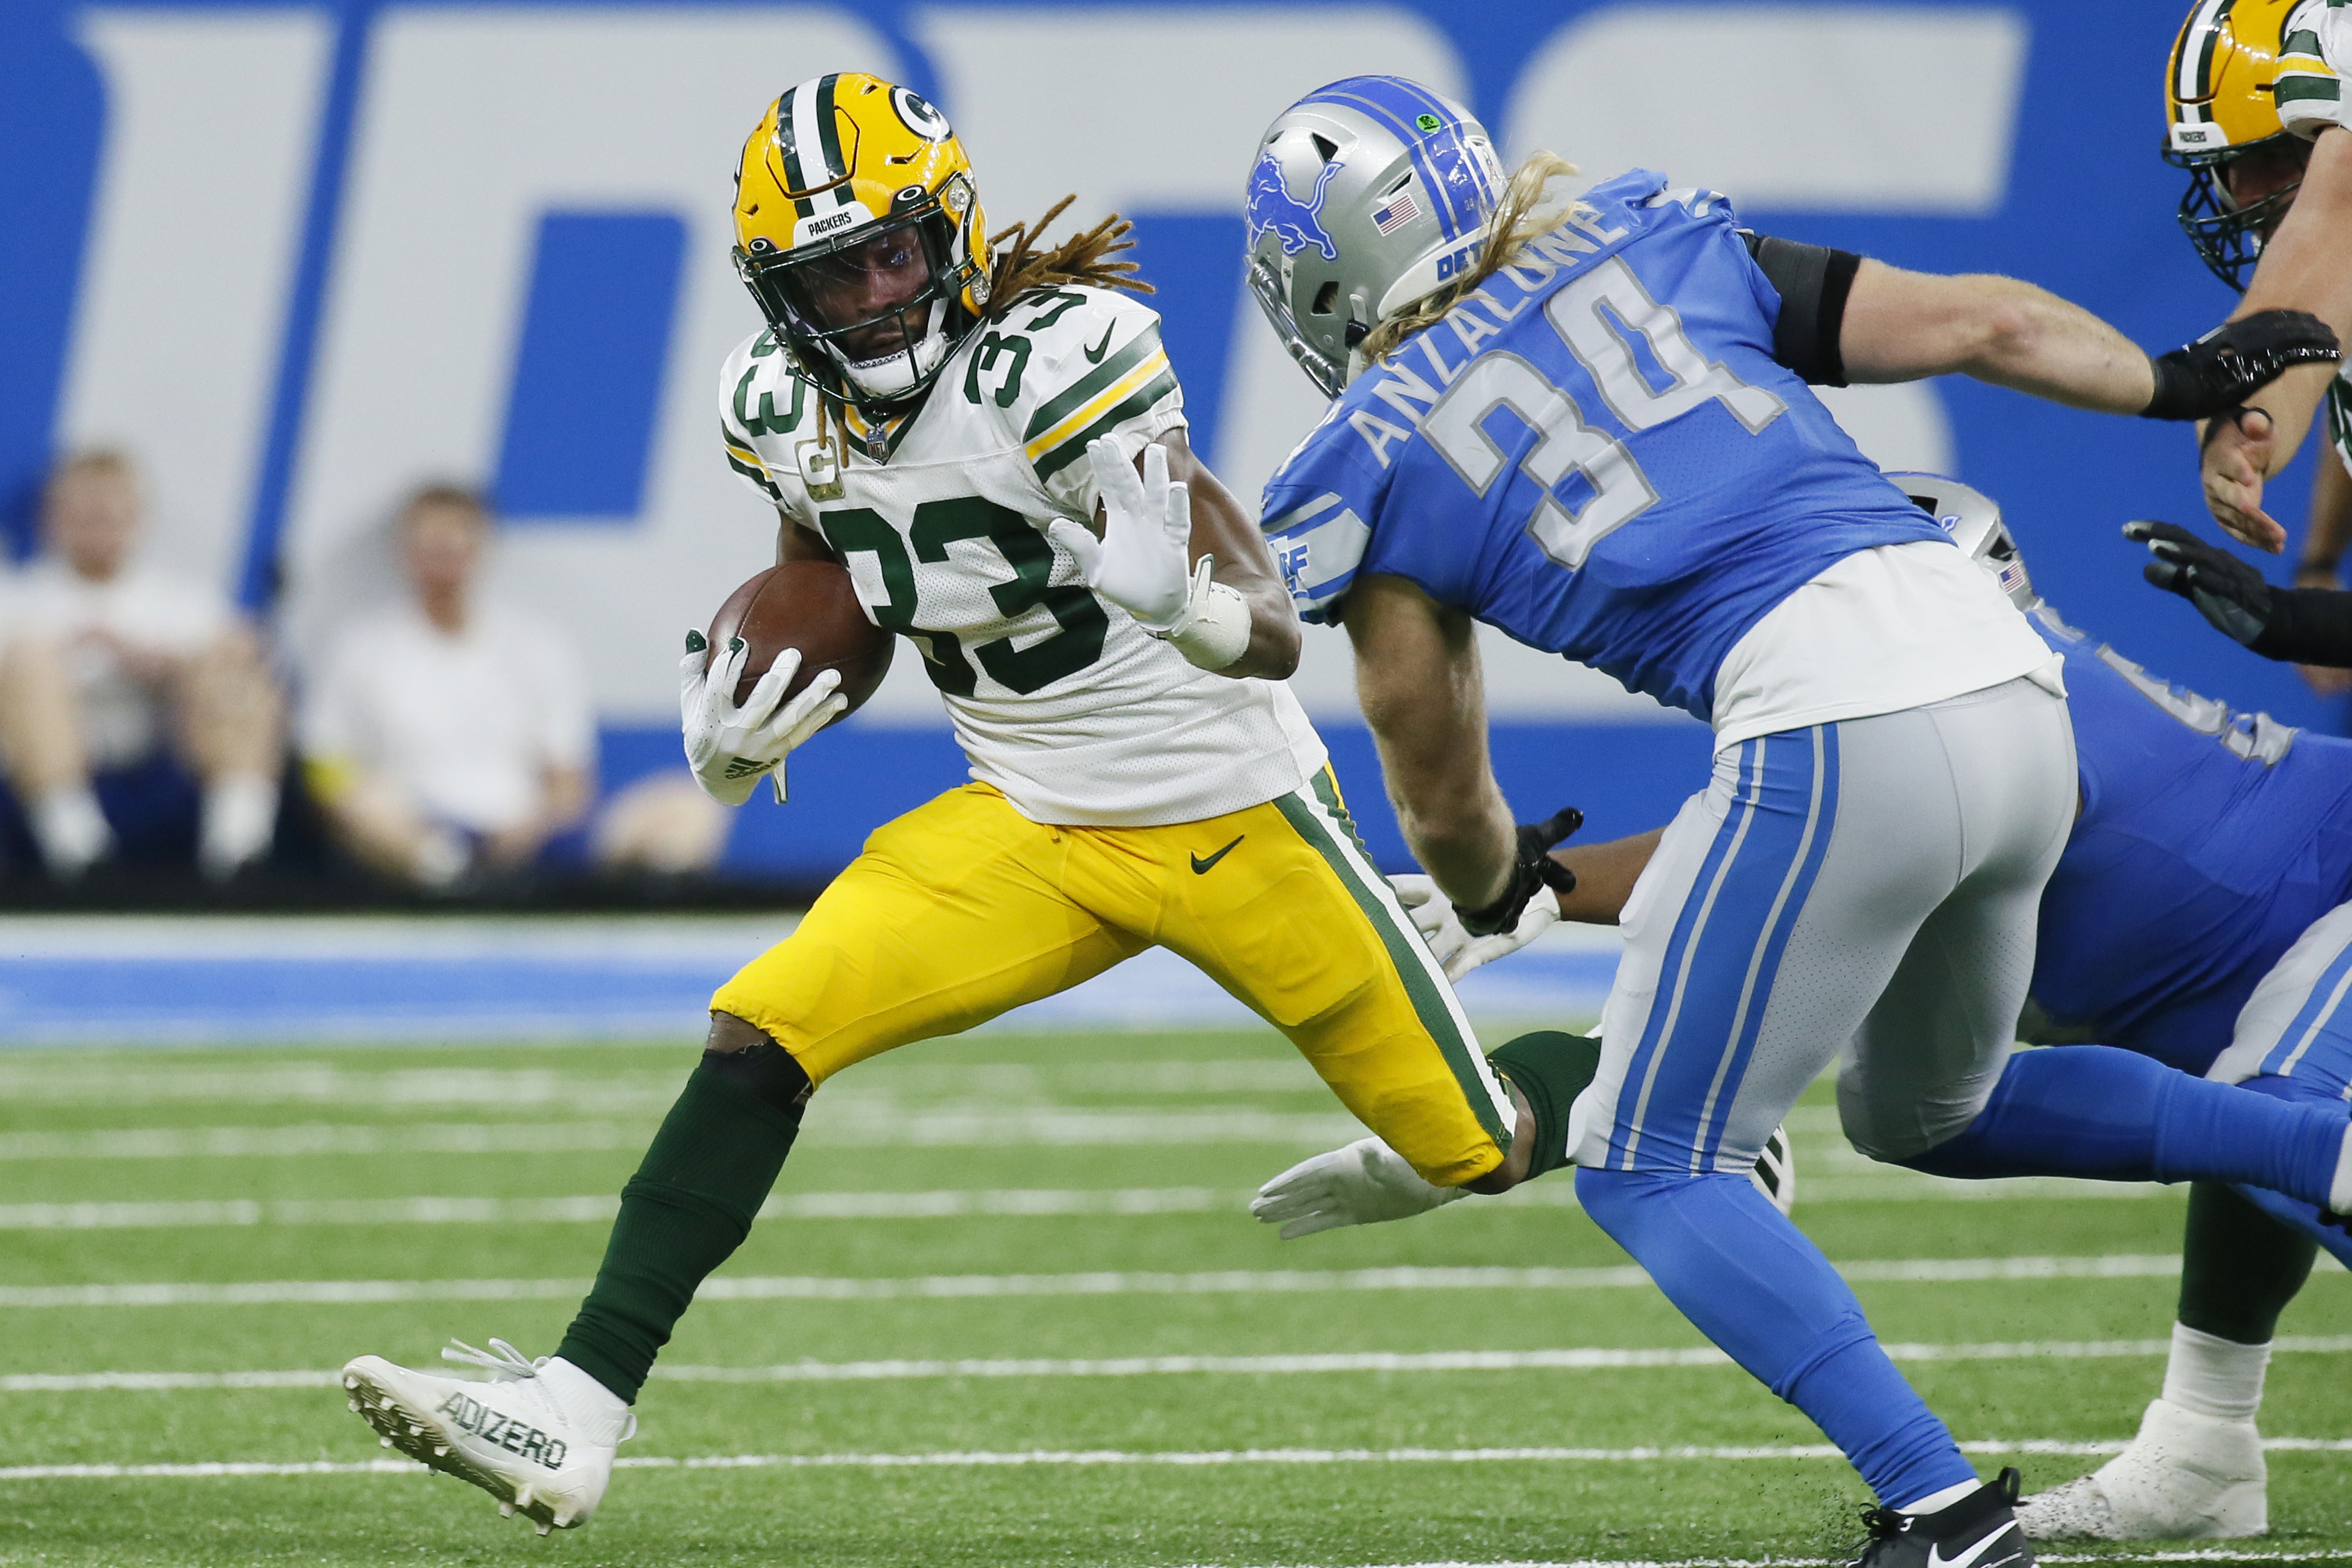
1251;1124;1796;1241
1249;1135;1466;1240
1046;440;1253;671
1047;439;1191;629
1391;872;1560;984
679;631;845;807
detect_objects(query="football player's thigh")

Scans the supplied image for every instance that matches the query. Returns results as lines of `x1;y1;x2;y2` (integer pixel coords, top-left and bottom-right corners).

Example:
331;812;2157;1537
1835;682;2076;1160
712;784;1145;1087
1153;776;1513;1189
2207;900;2352;1096
1583;723;1940;1176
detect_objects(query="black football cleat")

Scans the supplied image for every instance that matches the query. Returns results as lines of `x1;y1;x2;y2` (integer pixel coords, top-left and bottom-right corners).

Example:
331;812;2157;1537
1850;1467;2034;1568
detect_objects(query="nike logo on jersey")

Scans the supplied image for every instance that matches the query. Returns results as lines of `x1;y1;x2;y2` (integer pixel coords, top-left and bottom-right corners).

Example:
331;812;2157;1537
434;1391;568;1469
1190;836;1244;874
1083;325;1116;363
1925;1526;2025;1568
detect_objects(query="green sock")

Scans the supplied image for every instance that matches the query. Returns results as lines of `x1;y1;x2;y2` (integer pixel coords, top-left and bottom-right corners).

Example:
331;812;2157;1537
2177;1178;2317;1344
554;1047;806;1402
1487;1030;1603;1180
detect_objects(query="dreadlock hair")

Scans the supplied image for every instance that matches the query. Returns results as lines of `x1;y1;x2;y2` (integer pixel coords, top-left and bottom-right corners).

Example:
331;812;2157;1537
984;195;1156;318
798;198;1157;467
1356;151;1581;367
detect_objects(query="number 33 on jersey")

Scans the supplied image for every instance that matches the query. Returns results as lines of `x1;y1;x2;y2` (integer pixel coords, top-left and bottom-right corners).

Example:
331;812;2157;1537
717;283;1324;828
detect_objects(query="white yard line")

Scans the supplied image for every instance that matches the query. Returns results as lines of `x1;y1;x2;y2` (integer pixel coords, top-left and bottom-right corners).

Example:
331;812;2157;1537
0;1108;1370;1164
8;1440;2352;1486
0;1253;2211;1307
15;1333;2352;1392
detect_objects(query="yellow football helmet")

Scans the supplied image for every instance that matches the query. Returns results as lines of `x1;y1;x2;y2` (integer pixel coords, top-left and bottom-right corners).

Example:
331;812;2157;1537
732;73;991;409
2165;0;2310;290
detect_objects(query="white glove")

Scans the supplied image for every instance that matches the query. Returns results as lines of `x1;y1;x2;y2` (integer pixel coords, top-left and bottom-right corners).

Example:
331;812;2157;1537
1391;872;1560;984
1249;1134;1467;1240
1047;439;1191;629
679;631;846;807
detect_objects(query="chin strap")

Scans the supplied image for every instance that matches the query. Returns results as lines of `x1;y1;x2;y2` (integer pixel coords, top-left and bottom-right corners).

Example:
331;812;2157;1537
1145;556;1254;671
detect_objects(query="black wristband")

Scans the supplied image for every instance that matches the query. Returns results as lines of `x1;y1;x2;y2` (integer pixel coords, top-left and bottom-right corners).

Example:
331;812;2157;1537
2251;586;2352;669
1453;807;1583;938
2142;352;2205;423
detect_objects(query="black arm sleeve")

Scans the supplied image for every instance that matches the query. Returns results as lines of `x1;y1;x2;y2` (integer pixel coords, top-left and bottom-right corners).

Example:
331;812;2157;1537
2251;587;2352;668
1739;230;1862;387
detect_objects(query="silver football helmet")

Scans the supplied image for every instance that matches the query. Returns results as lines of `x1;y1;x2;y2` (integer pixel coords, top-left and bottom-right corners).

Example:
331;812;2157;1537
1245;76;1506;397
1884;472;2038;611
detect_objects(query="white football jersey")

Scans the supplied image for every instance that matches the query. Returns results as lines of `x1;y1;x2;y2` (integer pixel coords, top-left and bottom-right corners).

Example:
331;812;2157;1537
717;285;1324;827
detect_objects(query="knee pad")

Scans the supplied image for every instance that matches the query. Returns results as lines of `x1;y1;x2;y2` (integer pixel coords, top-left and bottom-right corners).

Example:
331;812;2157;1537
701;1012;813;1119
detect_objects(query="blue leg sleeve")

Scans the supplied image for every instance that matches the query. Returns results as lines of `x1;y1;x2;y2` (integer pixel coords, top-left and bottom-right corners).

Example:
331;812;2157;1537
2229;1074;2352;1270
1575;1166;1975;1507
1903;1045;2346;1204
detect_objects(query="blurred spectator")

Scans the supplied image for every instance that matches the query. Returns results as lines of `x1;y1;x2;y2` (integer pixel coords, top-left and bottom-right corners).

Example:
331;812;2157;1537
300;484;727;889
0;449;284;881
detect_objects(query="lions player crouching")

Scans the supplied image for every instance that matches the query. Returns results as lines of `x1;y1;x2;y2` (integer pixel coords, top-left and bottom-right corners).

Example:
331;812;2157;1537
335;72;1598;1534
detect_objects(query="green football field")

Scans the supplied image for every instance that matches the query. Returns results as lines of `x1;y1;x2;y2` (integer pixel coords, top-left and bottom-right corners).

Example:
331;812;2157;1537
3;1024;2350;1567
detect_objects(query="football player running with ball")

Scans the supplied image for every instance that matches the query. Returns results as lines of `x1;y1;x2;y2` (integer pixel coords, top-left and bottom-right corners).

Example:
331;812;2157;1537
336;72;1596;1535
1242;77;2337;1568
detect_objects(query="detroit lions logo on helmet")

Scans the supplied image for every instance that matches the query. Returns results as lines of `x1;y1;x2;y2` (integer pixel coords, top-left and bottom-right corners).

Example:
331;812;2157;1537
1247;151;1341;262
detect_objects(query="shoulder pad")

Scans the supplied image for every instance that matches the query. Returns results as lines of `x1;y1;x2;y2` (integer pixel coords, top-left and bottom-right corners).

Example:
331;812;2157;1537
959;286;1178;485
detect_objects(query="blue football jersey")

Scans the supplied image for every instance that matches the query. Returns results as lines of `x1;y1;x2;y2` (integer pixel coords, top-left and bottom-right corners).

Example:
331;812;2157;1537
1259;169;1948;721
2029;603;2352;1073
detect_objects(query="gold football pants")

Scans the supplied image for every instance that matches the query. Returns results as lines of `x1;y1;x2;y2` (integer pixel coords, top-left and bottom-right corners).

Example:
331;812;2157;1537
711;772;1512;1187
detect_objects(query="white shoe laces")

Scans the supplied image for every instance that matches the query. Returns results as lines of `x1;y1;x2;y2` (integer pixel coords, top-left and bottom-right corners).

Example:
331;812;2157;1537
442;1337;540;1381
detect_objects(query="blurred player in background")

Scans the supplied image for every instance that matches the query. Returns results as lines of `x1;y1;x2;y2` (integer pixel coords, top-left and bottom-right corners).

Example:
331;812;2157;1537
0;448;282;882
1245;76;2336;1568
300;483;727;890
2130;0;2352;677
335;72;1606;1535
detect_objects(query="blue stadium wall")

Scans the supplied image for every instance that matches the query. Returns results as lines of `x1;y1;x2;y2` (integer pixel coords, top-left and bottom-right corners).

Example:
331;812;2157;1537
2;0;2339;881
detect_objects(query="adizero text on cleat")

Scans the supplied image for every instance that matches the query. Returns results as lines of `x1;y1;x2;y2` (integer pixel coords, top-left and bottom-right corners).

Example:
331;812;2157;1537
1850;1467;2034;1568
339;1339;633;1532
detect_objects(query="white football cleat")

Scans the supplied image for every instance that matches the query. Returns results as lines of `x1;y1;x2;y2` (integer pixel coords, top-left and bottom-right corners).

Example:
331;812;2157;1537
2017;1396;2266;1540
342;1339;634;1534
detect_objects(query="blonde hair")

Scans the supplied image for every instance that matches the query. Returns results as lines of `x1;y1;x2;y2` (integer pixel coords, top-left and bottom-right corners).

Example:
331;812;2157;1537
984;195;1155;316
1356;151;1581;366
44;447;135;499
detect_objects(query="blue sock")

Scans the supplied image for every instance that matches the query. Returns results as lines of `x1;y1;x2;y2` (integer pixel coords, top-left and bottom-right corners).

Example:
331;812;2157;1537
1575;1166;1974;1507
1903;1046;2346;1204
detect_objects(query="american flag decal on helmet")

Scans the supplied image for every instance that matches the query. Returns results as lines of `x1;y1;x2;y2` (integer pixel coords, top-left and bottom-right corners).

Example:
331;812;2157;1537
1372;187;1420;235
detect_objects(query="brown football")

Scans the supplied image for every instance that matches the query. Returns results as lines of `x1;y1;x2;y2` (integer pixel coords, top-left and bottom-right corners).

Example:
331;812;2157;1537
704;560;894;723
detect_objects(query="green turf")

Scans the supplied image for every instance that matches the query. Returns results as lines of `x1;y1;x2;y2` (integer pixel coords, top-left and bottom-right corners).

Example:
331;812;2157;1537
1;1030;2348;1566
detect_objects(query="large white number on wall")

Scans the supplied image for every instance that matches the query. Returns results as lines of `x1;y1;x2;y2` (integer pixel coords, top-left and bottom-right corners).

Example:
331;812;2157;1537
60;11;333;592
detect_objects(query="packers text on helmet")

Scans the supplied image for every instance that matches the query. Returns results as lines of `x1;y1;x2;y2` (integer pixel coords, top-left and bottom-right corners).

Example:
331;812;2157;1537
2166;0;2314;290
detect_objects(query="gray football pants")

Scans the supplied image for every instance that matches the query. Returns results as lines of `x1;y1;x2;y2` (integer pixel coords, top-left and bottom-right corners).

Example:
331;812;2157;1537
1572;675;2077;1174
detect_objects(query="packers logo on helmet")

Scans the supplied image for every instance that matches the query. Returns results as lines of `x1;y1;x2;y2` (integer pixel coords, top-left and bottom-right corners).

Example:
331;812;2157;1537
732;72;991;410
2165;0;2313;290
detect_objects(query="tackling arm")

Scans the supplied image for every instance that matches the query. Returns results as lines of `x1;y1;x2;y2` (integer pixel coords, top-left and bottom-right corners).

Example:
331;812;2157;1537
1839;261;2157;412
1344;573;1516;909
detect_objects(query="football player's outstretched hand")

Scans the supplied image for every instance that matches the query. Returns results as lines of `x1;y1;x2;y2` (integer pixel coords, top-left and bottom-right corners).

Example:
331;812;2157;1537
1392;872;1560;983
1250;1135;1466;1240
679;631;845;807
1047;439;1191;629
2124;519;2278;647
